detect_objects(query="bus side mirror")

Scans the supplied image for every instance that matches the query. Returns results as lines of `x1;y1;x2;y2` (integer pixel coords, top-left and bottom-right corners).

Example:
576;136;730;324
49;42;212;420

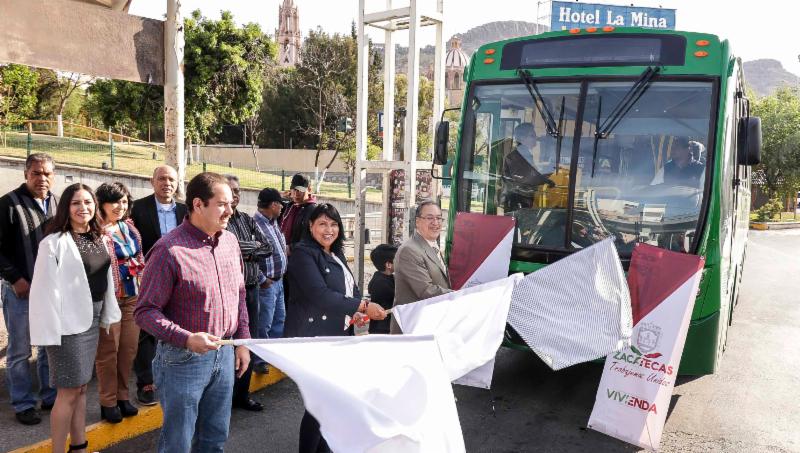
738;116;761;166
434;121;449;165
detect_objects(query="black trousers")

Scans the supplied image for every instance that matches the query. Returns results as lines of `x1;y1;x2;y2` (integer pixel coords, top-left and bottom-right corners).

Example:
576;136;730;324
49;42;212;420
232;284;260;403
299;411;331;453
133;331;156;388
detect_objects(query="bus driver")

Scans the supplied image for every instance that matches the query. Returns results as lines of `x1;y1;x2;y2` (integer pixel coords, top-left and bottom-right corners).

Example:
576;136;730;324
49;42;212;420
502;122;555;210
651;137;705;187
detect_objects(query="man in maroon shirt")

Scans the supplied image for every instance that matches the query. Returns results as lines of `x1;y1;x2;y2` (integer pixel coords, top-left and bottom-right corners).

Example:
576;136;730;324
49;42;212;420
134;172;250;453
279;173;317;254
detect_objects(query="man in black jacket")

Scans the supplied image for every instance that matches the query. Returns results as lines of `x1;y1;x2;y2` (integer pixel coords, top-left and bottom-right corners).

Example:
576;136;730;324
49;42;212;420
224;175;272;412
0;153;58;425
129;165;187;405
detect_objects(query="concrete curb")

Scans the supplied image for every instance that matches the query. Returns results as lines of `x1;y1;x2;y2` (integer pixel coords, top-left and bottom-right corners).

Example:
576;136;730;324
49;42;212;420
9;370;286;453
750;221;800;230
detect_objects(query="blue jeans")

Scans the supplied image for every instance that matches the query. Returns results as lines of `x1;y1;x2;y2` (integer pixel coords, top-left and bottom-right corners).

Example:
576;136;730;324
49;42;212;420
1;283;56;412
153;342;234;453
254;280;285;366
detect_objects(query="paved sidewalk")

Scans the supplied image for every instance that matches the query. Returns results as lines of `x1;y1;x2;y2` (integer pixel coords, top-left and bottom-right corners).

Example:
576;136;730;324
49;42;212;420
0;310;284;452
0;309;140;452
0;246;377;451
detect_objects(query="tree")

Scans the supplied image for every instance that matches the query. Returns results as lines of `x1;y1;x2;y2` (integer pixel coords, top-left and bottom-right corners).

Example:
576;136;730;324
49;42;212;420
86;79;163;139
751;87;800;202
83;10;273;147
0;64;39;147
293;28;355;189
183;10;274;145
53;73;92;137
33;71;93;137
245;99;267;171
259;66;304;149
338;134;380;177
393;73;435;160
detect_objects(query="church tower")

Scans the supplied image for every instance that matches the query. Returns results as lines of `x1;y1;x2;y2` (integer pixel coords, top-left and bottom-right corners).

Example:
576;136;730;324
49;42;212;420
445;36;469;108
276;0;301;67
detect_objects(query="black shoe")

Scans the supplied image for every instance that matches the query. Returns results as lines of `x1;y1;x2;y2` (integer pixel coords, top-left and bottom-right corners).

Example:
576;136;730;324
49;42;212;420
67;440;88;452
232;398;263;412
41;401;55;411
136;385;157;406
100;405;123;423
15;407;42;425
117;400;139;417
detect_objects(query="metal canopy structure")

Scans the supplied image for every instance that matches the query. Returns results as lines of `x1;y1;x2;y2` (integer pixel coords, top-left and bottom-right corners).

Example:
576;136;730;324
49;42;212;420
353;0;445;288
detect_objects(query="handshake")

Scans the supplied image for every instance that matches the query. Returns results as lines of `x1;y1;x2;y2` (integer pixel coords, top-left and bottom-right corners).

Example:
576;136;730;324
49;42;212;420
346;299;390;331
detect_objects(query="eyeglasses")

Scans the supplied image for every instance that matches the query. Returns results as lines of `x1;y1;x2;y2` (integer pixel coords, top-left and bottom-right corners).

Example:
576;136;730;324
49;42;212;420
417;215;444;223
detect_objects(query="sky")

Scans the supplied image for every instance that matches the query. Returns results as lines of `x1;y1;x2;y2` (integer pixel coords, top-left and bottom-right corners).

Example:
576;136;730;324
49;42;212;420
129;0;800;76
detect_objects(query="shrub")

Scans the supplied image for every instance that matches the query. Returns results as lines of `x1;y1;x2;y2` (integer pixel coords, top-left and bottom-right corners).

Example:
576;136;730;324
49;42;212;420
754;198;783;222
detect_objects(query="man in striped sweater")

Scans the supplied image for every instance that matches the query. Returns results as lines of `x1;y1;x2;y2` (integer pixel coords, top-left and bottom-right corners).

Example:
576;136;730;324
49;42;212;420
0;153;59;425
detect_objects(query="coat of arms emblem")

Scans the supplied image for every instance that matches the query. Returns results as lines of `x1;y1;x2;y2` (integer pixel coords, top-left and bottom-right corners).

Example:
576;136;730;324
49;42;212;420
636;323;662;353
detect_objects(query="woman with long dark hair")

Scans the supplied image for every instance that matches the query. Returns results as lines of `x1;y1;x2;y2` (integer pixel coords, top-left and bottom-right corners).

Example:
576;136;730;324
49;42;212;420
94;182;145;423
28;183;120;453
285;203;386;453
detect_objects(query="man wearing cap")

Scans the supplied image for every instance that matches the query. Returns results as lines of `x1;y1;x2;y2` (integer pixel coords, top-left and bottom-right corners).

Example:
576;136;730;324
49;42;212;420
279;173;317;254
251;188;288;374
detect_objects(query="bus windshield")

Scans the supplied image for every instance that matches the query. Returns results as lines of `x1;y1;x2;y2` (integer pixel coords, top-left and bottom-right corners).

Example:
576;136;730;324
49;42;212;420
457;79;714;257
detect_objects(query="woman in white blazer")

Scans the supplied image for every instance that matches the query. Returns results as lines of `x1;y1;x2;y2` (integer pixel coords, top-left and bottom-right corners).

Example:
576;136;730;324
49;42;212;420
29;183;120;453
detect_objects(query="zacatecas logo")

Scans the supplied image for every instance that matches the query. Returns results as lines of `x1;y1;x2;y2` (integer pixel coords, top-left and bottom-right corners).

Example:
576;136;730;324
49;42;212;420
611;323;674;375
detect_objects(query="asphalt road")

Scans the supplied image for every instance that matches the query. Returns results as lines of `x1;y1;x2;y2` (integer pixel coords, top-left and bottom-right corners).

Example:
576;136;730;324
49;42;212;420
106;229;800;453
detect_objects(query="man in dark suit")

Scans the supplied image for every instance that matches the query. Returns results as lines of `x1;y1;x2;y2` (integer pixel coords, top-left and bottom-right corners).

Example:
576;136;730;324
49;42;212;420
129;165;187;405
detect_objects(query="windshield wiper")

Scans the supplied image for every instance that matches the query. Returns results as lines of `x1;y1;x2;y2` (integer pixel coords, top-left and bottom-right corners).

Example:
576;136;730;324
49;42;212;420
591;66;661;177
554;95;566;174
517;68;559;138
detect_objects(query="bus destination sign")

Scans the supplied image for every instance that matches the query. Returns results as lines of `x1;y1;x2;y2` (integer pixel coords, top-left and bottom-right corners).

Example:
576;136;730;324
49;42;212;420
550;1;676;31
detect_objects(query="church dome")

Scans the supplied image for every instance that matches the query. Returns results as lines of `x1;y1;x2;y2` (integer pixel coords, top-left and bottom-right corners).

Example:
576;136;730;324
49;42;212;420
445;37;469;69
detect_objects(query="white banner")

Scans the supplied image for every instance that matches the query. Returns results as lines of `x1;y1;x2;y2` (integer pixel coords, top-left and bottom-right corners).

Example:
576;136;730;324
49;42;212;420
392;274;522;389
248;335;464;453
588;244;704;450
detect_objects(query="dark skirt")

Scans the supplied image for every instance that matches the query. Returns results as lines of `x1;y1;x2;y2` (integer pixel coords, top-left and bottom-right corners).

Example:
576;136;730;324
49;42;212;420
45;300;103;388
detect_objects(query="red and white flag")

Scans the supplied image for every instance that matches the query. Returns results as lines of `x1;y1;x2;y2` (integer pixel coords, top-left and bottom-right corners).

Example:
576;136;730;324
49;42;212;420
588;243;705;450
448;213;514;290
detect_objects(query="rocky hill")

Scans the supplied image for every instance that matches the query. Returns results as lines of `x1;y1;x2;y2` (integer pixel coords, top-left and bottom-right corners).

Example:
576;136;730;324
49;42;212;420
742;59;800;97
454;20;547;55
390;20;546;75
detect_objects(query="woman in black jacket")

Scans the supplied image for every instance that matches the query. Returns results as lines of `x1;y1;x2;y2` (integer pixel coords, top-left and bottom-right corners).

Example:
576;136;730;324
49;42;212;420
285;203;386;453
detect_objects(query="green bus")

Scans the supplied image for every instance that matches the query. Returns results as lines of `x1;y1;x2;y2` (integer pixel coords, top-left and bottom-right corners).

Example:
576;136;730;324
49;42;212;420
433;27;761;375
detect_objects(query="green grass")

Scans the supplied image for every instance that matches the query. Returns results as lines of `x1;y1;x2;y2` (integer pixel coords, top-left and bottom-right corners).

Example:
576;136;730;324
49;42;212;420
0;132;383;202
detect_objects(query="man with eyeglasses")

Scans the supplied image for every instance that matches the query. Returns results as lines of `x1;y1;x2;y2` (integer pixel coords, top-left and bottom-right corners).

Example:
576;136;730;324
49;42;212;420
390;201;452;334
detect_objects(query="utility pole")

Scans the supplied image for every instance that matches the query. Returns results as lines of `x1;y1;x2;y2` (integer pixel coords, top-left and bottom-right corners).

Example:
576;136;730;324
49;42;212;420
164;0;185;196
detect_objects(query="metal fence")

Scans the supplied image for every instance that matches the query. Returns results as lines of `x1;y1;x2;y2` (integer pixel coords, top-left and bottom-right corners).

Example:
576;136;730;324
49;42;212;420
0;124;381;201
